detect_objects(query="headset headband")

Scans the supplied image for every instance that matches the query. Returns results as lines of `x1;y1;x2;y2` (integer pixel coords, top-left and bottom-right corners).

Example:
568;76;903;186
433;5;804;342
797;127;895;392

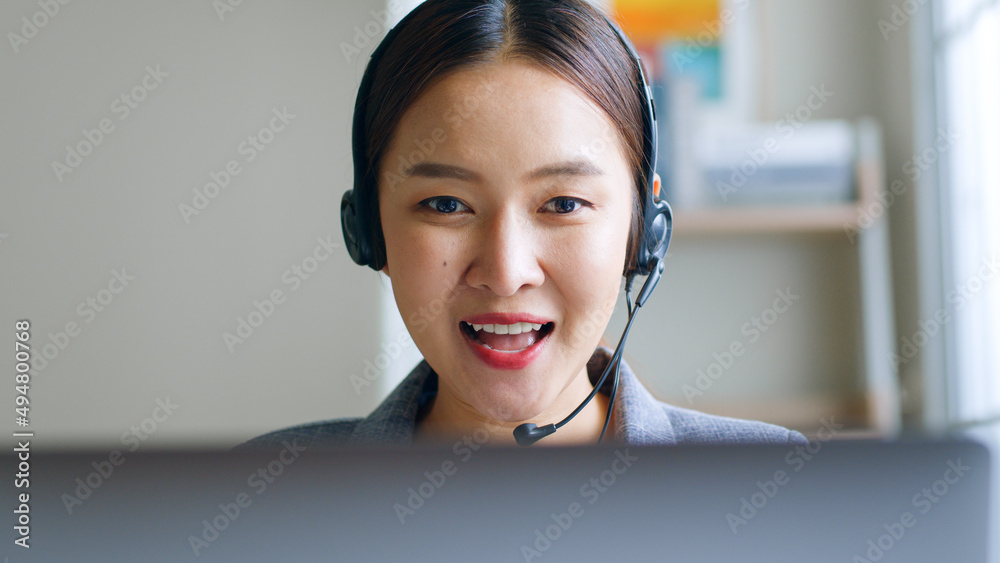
341;0;672;283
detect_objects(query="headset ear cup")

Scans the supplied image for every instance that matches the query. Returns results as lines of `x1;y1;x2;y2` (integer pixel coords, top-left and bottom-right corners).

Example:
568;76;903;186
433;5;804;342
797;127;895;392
650;199;673;264
636;200;672;276
341;190;372;268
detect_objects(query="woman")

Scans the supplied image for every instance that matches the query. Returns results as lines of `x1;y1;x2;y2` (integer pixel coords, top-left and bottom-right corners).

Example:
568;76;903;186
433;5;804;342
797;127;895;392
245;0;806;449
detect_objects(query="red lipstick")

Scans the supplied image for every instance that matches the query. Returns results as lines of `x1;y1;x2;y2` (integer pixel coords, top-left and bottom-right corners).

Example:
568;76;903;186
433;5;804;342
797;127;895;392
459;313;554;370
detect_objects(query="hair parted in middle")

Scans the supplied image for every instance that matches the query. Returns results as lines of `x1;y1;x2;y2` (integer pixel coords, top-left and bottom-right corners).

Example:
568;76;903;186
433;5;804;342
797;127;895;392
357;0;650;278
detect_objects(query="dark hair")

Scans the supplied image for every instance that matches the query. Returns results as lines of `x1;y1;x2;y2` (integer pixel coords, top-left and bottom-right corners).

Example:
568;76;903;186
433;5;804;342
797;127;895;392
359;0;649;277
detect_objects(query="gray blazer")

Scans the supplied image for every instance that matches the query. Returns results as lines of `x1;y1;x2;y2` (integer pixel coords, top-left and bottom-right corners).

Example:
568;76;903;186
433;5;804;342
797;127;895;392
241;347;807;449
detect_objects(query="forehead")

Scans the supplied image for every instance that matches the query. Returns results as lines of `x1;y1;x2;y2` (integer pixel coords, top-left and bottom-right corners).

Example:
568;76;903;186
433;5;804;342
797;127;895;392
385;61;627;173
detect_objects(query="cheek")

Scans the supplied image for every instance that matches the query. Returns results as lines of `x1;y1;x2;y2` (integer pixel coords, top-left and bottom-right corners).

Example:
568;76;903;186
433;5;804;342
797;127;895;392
384;217;462;272
381;219;462;328
546;215;631;335
550;210;631;278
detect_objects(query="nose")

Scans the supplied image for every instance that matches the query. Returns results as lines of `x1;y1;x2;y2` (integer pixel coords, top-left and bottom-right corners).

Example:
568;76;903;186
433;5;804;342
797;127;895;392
464;209;545;297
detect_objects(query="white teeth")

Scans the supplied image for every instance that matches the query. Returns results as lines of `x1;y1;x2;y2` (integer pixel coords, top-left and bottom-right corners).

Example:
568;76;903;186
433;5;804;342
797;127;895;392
465;321;544;334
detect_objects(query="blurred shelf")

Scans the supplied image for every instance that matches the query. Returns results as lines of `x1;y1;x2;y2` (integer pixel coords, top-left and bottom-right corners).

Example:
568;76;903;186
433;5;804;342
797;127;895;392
674;203;860;234
660;119;901;437
686;392;876;436
671;143;882;235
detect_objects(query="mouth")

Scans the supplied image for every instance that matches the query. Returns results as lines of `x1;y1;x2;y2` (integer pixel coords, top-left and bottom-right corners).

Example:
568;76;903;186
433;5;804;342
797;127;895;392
460;321;555;351
459;319;555;370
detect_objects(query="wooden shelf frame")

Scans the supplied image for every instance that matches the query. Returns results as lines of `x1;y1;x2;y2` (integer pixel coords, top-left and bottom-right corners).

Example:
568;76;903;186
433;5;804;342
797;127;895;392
670;121;883;236
663;119;902;437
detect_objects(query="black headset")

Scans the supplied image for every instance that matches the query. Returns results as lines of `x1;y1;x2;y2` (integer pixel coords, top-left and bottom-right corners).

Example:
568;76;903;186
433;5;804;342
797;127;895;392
340;1;672;446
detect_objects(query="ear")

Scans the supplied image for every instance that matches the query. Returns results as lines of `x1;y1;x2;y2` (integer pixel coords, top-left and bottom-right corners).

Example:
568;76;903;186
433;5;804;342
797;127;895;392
652;173;662;199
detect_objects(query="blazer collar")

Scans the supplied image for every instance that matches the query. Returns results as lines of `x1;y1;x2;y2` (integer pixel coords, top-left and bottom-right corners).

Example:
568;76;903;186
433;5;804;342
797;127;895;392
588;346;677;446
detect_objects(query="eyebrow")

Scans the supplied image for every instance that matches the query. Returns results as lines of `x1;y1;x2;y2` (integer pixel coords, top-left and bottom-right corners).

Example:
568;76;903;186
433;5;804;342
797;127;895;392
404;159;605;182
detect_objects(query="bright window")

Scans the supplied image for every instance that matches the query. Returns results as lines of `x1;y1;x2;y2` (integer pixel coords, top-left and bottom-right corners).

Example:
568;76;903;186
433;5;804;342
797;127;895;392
934;0;1000;425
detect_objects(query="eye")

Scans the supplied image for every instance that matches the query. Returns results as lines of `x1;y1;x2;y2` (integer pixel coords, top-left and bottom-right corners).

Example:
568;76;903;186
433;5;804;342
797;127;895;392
542;197;590;214
420;196;469;214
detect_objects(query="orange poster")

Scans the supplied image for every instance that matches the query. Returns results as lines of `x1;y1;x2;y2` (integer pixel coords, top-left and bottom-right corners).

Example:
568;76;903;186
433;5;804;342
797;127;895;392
612;0;720;43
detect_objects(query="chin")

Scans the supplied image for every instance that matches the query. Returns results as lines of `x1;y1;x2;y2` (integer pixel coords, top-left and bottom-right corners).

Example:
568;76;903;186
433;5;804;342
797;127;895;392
467;380;557;425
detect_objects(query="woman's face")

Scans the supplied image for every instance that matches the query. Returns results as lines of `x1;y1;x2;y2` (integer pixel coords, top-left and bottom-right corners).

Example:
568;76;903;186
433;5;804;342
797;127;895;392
378;61;634;424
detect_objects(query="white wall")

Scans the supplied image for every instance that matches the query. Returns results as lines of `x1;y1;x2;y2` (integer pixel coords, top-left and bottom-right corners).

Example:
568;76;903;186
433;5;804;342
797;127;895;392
1;0;405;450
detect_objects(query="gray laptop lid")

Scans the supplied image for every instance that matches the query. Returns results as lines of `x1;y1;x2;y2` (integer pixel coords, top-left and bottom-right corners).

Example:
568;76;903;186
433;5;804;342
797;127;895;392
4;439;991;562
